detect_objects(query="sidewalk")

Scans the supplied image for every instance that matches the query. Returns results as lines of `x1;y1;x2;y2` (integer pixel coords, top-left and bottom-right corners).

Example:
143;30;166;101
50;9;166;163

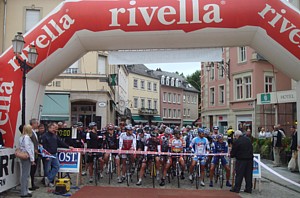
260;159;300;193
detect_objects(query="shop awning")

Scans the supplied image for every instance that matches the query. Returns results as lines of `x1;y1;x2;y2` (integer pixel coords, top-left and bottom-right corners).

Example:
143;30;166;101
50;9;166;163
183;120;194;125
152;116;162;122
41;93;70;121
131;115;147;123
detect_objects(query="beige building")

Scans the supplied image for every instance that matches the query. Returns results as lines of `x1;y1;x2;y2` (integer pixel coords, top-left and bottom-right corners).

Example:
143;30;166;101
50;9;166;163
127;65;161;125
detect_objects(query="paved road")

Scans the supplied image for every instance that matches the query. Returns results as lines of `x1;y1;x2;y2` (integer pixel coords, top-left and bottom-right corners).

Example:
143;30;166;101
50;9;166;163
1;159;299;198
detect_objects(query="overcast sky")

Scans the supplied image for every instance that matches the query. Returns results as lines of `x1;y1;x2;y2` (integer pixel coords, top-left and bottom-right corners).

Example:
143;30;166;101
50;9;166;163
145;62;201;77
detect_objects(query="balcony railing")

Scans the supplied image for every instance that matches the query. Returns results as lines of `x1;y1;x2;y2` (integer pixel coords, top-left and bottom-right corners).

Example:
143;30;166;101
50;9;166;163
138;108;158;115
64;68;78;74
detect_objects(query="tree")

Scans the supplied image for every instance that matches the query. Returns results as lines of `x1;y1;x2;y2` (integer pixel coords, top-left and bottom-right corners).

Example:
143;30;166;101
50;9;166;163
186;70;201;91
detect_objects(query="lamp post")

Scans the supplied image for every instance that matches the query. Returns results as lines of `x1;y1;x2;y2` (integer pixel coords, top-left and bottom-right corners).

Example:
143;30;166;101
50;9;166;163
206;60;231;81
12;32;38;126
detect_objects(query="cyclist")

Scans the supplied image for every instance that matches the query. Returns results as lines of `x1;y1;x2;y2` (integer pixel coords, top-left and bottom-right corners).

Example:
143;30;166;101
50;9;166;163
103;124;122;182
188;128;210;186
184;125;194;152
119;125;136;182
86;122;104;183
160;129;186;186
136;128;150;152
136;131;161;185
158;127;173;180
209;134;232;187
211;126;220;142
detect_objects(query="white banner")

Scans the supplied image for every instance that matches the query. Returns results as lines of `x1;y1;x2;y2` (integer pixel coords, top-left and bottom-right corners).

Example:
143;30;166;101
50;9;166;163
0;148;20;193
108;48;222;64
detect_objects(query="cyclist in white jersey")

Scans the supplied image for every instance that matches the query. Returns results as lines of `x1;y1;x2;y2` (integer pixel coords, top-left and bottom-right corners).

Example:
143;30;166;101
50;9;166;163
189;128;210;186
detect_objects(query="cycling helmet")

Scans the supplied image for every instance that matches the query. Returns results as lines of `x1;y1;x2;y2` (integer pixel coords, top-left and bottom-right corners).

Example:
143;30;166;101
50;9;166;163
137;128;144;134
107;124;114;130
125;125;133;131
197;128;205;134
186;125;192;129
217;134;223;140
213;126;219;130
150;131;158;137
192;129;198;137
173;129;180;135
89;122;97;128
204;128;210;135
165;127;172;134
77;122;83;127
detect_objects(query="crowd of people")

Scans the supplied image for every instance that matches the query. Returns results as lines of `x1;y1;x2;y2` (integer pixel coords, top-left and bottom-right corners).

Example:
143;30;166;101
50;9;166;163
16;119;299;197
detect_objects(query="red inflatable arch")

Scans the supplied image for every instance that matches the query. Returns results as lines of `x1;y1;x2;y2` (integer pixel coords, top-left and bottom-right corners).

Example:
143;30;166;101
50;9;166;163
0;0;299;147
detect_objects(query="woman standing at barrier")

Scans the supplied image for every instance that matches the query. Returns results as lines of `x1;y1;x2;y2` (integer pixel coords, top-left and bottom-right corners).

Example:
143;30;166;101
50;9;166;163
19;124;35;197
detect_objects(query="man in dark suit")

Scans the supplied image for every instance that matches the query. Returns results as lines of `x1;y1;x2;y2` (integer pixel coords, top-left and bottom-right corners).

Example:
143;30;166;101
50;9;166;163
230;130;253;194
29;118;40;190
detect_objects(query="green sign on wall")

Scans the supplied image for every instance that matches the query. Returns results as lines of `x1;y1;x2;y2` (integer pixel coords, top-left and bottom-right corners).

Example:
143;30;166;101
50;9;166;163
261;93;271;104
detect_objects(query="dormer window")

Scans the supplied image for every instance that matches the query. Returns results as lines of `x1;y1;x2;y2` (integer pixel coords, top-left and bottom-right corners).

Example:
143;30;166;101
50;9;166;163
171;77;175;86
161;75;165;85
175;79;179;87
166;76;170;85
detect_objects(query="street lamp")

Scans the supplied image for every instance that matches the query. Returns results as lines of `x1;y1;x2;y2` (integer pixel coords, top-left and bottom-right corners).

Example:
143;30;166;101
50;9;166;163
12;32;38;126
206;59;230;81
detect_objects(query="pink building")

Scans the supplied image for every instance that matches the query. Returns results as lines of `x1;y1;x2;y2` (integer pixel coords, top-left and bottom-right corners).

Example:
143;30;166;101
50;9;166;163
201;47;295;136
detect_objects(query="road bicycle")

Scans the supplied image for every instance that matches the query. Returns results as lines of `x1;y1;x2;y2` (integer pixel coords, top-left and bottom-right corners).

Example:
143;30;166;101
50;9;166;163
92;153;101;186
149;155;157;188
125;154;133;186
214;157;224;188
107;152;115;185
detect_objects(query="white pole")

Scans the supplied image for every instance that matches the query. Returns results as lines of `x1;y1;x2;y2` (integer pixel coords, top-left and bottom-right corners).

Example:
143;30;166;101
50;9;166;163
296;81;300;173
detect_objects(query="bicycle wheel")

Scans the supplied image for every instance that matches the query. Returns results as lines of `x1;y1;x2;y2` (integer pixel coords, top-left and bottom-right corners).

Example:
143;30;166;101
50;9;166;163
219;165;224;188
108;159;113;184
176;161;180;188
214;165;219;184
126;158;131;186
151;161;156;188
94;157;98;186
195;164;200;189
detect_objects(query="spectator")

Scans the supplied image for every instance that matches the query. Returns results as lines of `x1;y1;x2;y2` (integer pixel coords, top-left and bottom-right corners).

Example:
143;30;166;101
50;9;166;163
265;128;272;138
41;123;73;187
245;128;254;143
258;127;266;139
288;126;298;172
29;118;40;191
230;130;253;194
19;124;35;197
272;125;286;167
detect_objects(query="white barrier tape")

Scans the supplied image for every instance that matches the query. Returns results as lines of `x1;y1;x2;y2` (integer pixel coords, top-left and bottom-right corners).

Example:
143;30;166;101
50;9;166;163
254;157;300;188
67;148;229;156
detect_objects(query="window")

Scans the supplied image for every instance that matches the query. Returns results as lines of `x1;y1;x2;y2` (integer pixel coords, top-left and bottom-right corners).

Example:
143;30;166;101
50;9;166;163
141;98;145;108
163;108;167;118
161;76;165;85
238;47;247;62
134;98;138;108
153;83;157;91
187;109;190;116
55;81;61;87
148;82;151;91
184;109;186;116
183;95;186;102
210;87;215;105
141;80;145;89
210;64;215;80
244;76;252;99
236;78;243;99
175;79;179;87
133;79;138;88
171;78;175;86
218;65;224;78
98;55;106;74
166;76;170;85
163;92;167;102
187;95;190;103
178;109;181;118
154;100;157;110
25;9;40;32
173;109;176;118
173;93;176;103
265;76;274;93
168;93;172;102
194;96;197;103
177;94;181;104
148;99;151;109
219;85;225;104
168;109;172;118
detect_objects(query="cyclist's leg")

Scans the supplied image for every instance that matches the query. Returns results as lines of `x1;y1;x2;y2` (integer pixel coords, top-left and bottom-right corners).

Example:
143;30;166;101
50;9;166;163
200;157;206;185
136;157;147;185
121;154;127;178
115;155;122;182
222;157;231;186
87;153;94;182
179;156;185;171
189;157;197;180
160;156;171;186
210;157;217;182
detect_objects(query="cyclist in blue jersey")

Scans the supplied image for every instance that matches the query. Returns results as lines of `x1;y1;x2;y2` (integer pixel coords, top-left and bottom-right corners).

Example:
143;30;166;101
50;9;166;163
188;128;210;186
209;134;232;187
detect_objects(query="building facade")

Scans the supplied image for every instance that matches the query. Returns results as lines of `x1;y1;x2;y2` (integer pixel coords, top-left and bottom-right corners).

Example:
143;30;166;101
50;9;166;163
201;47;295;135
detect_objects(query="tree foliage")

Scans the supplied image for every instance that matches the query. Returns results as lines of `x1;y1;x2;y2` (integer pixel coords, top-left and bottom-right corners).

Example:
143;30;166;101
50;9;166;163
186;70;201;91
